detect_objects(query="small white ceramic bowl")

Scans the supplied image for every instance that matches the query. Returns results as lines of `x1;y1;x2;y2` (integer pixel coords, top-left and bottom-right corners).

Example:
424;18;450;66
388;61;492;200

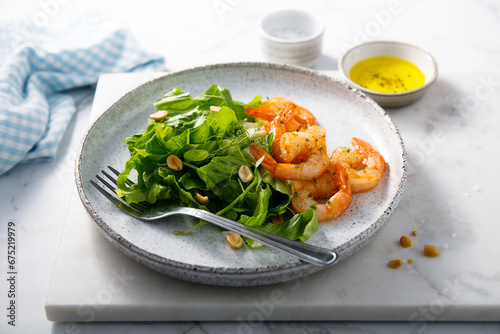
338;41;438;108
260;10;325;68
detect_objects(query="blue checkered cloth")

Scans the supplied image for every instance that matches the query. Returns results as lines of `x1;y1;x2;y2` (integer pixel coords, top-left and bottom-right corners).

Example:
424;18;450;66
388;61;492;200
0;12;165;175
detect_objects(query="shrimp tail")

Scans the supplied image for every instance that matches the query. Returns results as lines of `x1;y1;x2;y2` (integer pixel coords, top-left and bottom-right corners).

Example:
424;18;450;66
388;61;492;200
246;106;277;121
249;144;277;174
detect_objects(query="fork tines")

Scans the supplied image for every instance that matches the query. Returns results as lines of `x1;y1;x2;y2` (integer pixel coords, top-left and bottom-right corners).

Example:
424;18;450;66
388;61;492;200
90;166;150;213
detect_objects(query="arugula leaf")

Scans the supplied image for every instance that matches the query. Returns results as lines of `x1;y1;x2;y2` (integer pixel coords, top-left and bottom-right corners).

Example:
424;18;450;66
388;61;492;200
234;94;262;121
205;107;238;135
184;149;209;163
163;109;208;133
178;170;205;190
154;87;198;115
238;185;272;227
245;209;319;248
195;84;233;111
196;152;245;189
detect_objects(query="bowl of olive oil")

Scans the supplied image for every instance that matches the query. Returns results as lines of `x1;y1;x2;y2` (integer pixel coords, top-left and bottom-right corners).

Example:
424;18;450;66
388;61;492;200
338;41;438;108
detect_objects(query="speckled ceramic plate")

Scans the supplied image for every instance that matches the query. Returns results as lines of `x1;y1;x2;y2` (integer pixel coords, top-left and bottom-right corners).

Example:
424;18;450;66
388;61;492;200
76;63;407;287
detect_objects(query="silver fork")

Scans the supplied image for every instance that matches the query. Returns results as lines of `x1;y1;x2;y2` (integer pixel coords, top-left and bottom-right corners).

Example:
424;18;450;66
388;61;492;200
90;166;337;267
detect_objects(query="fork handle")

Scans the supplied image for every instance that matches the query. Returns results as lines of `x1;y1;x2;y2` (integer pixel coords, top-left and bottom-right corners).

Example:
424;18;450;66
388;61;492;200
188;209;337;267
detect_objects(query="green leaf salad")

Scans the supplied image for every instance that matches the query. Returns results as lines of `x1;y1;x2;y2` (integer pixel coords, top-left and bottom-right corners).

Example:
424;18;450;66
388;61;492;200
116;84;318;247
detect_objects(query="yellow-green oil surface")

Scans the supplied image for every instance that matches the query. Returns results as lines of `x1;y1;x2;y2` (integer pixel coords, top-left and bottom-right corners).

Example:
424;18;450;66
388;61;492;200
349;56;425;93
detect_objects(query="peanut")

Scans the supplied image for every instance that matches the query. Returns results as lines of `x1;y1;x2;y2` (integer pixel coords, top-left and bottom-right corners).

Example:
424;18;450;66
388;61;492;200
238;165;253;183
167;155;183;171
150;110;168;121
400;235;412;248
424;245;440;257
194;192;209;205
272;215;283;225
210;106;221;113
388;259;402;269
226;231;243;249
249;130;268;138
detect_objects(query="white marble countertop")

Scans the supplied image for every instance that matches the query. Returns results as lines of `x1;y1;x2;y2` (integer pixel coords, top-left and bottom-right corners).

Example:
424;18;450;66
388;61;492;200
1;0;500;333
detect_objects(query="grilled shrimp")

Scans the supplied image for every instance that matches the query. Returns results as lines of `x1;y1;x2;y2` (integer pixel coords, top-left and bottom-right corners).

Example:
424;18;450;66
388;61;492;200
246;97;317;132
279;125;327;163
249;125;329;181
330;137;385;193
260;97;317;128
290;162;352;222
268;104;297;161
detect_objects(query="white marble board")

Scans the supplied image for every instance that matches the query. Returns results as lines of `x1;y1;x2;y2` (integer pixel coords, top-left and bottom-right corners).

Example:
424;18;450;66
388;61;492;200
45;71;500;322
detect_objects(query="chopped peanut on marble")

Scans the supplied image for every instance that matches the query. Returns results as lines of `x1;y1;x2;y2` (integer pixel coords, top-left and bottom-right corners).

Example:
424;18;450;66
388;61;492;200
424;245;440;257
388;259;402;269
400;235;412;248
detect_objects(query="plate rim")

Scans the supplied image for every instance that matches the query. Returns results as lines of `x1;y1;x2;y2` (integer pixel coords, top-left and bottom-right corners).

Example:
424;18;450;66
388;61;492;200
75;62;407;284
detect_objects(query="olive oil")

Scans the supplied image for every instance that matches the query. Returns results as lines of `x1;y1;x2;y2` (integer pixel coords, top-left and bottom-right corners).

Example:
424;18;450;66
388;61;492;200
349;56;425;93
